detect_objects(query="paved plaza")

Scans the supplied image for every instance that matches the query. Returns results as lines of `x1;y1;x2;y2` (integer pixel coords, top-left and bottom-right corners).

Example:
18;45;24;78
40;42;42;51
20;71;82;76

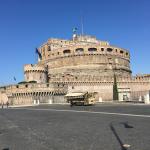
0;104;150;150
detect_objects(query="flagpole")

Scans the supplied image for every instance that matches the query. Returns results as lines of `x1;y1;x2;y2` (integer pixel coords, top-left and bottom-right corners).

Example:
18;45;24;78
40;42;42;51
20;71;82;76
80;10;84;36
35;47;38;63
81;15;84;36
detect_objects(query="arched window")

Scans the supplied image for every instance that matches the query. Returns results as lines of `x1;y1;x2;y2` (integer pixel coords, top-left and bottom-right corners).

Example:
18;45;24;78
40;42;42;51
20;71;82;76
101;48;104;51
88;48;97;51
76;48;84;52
126;52;128;56
63;49;71;54
120;50;124;54
107;48;113;52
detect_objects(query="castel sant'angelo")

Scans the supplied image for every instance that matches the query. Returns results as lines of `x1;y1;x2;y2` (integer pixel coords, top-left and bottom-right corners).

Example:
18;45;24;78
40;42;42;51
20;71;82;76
1;32;150;105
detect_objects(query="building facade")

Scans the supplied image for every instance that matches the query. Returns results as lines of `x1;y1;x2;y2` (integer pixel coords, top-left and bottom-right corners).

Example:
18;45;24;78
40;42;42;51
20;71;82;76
0;34;150;105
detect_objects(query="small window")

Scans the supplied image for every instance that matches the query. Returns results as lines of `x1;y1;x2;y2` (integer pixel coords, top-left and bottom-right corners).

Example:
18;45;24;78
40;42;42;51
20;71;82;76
63;49;71;54
107;48;113;52
26;75;29;80
108;57;113;64
120;50;124;54
16;85;19;88
25;84;28;88
101;48;104;51
48;46;51;51
116;49;118;52
76;48;84;52
47;84;49;87
126;52;128;56
88;48;97;51
57;52;60;55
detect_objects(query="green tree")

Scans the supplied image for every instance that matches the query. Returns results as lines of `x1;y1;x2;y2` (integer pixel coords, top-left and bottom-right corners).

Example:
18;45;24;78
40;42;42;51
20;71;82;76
113;74;118;100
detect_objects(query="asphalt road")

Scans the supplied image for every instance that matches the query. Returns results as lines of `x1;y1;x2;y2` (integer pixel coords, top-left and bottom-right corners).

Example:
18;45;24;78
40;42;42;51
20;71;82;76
0;104;150;150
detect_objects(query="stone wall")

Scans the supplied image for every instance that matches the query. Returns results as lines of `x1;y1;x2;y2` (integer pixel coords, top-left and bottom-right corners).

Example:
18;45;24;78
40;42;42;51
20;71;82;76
0;83;67;105
1;77;150;105
37;37;131;83
68;83;113;101
24;64;48;83
0;91;8;104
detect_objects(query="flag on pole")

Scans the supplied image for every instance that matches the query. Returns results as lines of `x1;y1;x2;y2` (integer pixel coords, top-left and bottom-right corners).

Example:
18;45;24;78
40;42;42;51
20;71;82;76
35;48;42;59
73;27;77;34
13;76;16;81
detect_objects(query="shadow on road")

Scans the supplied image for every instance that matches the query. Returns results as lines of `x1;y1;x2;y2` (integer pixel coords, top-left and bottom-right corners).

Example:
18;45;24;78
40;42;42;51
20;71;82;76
110;122;132;150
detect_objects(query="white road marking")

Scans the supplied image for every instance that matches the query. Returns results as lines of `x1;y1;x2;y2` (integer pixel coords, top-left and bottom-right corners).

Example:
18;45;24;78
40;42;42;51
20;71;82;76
11;107;150;118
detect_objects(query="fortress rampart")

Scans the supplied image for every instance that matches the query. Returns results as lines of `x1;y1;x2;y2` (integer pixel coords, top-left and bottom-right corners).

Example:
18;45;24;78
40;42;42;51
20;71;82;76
40;44;130;60
0;83;67;105
0;34;150;105
1;75;150;105
24;64;47;72
38;37;131;81
24;64;48;83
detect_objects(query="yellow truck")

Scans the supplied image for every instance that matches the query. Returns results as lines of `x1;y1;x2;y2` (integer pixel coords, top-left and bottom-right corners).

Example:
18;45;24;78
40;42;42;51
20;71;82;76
65;92;98;106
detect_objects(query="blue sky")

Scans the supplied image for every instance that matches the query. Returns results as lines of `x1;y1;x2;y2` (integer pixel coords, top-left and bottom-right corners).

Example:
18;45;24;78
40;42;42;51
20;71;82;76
0;0;150;85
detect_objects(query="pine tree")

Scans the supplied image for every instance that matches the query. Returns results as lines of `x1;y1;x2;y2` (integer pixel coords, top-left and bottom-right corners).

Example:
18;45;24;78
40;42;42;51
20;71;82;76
113;74;118;100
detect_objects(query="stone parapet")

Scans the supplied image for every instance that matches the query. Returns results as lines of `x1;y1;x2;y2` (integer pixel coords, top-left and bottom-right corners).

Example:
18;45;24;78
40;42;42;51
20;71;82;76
24;64;48;83
24;64;47;73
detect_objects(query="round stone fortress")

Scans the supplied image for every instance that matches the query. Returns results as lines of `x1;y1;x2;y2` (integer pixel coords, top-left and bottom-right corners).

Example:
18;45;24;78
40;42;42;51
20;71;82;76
1;33;150;105
37;34;131;83
24;64;48;83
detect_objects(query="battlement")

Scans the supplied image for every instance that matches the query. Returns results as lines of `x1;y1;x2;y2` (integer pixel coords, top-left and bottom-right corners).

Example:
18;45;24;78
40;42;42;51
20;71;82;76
133;74;150;80
24;64;47;73
39;44;130;61
0;83;66;93
39;35;109;52
49;75;150;84
24;64;48;83
32;35;132;85
73;35;109;44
